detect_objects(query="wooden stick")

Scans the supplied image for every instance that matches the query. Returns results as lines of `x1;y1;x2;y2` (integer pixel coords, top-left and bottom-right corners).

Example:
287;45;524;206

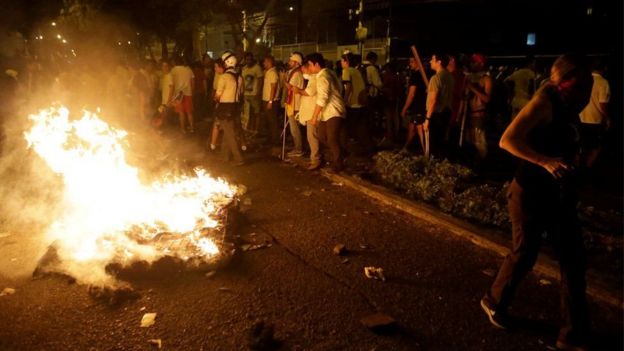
410;45;429;87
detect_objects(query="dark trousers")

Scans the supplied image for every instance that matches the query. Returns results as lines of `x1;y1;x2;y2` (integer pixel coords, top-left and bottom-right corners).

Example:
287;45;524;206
318;117;345;171
489;179;589;343
218;118;243;163
428;110;450;157
261;103;280;145
346;107;372;155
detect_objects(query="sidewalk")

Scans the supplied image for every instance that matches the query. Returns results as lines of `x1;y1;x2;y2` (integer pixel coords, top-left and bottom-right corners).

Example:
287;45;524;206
283;154;623;310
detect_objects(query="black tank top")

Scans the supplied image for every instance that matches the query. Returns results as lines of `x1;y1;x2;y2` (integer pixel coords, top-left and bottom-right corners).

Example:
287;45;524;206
515;85;581;192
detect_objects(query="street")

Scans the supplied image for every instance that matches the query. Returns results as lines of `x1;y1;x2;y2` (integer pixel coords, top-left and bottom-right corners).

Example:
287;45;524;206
0;144;621;351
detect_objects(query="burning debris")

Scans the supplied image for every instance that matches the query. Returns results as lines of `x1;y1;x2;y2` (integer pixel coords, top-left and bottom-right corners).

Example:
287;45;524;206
25;106;239;290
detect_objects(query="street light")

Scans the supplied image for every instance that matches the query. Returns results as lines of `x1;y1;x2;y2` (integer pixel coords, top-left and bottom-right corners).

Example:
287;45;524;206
289;6;294;11
57;34;62;39
51;22;56;26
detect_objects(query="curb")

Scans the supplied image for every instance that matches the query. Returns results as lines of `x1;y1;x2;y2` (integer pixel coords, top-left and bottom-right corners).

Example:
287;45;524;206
312;168;623;310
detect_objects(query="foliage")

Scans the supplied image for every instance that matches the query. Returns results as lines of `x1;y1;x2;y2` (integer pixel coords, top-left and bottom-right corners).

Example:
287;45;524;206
374;151;509;226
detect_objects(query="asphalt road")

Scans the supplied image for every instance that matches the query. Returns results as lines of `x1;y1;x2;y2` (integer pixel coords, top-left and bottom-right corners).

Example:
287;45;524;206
0;146;622;351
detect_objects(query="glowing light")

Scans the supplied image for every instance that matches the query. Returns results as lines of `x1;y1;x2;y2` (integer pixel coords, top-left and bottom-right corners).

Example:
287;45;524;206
24;106;237;285
57;34;62;39
255;38;261;43
62;39;67;44
127;41;132;45
289;6;294;11
52;22;57;26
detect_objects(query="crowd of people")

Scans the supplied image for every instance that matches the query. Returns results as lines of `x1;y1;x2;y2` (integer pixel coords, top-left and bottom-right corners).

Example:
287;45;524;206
0;49;611;177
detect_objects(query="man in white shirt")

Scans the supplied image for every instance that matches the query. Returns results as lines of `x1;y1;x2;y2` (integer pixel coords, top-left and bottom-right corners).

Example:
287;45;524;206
305;53;346;172
261;56;280;145
214;52;244;165
170;56;195;133
293;62;320;169
284;52;305;157
579;60;611;168
160;60;173;105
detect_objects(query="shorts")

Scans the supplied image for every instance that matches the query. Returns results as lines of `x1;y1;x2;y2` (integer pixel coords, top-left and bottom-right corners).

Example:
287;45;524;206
580;123;604;150
175;95;193;114
408;112;426;125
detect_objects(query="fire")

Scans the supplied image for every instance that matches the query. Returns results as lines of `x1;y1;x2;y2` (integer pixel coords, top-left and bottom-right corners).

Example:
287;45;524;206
25;106;236;285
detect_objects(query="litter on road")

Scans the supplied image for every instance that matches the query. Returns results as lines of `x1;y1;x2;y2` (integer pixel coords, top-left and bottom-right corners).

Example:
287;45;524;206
140;313;157;328
364;267;386;281
0;288;16;296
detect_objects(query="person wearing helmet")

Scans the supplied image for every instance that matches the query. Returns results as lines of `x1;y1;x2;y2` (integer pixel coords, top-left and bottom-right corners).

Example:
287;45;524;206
284;52;305;157
213;51;244;165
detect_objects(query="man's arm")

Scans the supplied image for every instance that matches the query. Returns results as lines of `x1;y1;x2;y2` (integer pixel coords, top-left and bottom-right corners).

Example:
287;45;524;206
401;85;416;118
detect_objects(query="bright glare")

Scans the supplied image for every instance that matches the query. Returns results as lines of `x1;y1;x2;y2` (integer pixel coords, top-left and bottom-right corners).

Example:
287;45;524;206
25;106;237;284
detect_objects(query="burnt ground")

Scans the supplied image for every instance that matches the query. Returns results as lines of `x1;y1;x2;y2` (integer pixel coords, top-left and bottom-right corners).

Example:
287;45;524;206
0;138;622;351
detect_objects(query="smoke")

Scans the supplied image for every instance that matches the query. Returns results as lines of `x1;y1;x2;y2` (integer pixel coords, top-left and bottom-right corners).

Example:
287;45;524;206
0;100;63;280
0;14;232;288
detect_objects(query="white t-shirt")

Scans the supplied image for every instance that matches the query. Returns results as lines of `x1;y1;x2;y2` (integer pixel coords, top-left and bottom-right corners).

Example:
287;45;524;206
217;70;242;103
286;68;304;111
213;72;222;91
242;64;264;96
580;72;610;124
171;65;194;97
298;74;317;124
262;67;280;102
160;72;173;104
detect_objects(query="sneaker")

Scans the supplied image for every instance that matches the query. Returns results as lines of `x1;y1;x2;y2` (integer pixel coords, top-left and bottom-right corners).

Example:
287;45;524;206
287;150;304;157
555;339;588;351
480;295;510;330
307;162;321;171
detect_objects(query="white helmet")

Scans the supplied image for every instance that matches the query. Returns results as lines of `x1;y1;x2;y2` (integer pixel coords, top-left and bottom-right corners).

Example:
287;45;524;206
221;51;237;68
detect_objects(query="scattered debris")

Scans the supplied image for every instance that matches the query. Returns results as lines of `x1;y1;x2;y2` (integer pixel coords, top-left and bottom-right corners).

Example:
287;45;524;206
140;313;157;328
247;320;280;351
140;307;146;311
341;258;350;264
360;313;397;333
364;267;386;281
333;244;347;256
539;279;552;286
482;269;496;277
10;258;17;262
148;339;162;349
205;271;216;278
218;287;232;292
546;346;556;351
331;182;344;187
359;244;369;250
0;288;16;296
88;285;140;305
341;214;347;217
241;244;251;251
302;190;312;197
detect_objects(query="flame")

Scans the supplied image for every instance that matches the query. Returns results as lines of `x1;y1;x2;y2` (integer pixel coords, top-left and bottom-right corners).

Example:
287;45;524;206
25;106;236;285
